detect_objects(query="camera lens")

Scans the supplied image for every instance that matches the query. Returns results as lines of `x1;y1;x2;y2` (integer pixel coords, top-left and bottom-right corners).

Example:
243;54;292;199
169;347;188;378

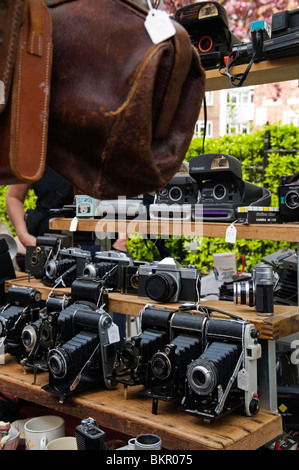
285;190;299;209
150;351;171;379
213;184;226;200
21;325;38;351
48;349;68;378
169;186;182;202
145;273;178;302
119;342;139;369
234;279;255;307
40;323;54;348
187;358;218;395
45;260;58;279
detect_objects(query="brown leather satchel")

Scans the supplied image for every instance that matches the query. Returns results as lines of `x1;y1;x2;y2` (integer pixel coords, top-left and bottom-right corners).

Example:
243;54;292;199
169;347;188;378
0;0;52;184
46;0;206;199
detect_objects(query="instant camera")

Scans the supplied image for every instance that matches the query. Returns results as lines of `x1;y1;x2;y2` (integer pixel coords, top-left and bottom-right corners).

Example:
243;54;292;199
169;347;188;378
174;2;241;69
189;153;271;222
278;172;299;222
149;162;198;221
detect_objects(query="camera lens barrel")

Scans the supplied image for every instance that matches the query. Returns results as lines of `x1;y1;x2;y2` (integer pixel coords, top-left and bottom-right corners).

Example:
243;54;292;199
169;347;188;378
145;273;178;302
255;263;274;316
234;280;255;307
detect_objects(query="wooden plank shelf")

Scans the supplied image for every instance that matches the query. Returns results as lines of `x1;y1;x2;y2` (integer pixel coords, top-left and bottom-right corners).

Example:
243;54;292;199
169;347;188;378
6;277;299;341
49;218;299;242
205;55;299;91
0;353;282;450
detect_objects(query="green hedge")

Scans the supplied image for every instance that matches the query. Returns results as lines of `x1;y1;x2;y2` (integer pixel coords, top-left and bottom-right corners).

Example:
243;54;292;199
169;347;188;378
127;122;299;273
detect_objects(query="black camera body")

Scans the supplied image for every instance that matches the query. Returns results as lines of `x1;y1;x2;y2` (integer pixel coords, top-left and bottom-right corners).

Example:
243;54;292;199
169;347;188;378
181;317;261;421
83;250;136;292
43;247;92;287
0;287;41;353
42;303;118;399
138;257;200;303
110;305;174;387
140;310;206;406
174;2;241;69
234;262;274;316
25;236;63;279
231;8;299;66
278;173;299;222
149;162;198;221
189;154;271;222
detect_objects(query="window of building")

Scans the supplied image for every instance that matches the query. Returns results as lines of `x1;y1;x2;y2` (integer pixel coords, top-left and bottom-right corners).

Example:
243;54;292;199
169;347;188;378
194;120;213;138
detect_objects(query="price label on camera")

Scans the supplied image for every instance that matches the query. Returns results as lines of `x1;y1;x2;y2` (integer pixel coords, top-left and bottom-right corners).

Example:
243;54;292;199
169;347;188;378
69;216;78;232
237;368;249;391
108;322;120;344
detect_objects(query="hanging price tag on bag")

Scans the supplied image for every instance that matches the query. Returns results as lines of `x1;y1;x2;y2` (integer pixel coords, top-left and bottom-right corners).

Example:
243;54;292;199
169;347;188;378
144;1;176;44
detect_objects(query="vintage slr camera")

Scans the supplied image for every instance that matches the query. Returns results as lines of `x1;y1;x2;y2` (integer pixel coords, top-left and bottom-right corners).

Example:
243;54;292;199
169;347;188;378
278;172;299;222
174;2;241;69
110;305;174;387
140;310;206;410
0;286;41;353
189;153;271;222
234;262;274;316
42;303;117;400
149;162;198;221
138;257;200;303
181;317;261;421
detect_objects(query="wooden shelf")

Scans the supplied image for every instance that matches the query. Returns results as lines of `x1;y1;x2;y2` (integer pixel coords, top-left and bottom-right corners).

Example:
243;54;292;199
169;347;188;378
0;353;282;450
6;277;299;341
205;55;299;91
49;217;299;242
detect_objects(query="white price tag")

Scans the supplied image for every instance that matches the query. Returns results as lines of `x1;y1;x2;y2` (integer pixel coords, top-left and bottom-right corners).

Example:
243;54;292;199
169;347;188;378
69;216;78;232
225;223;237;244
108;322;120;344
237;368;249;391
144;9;176;44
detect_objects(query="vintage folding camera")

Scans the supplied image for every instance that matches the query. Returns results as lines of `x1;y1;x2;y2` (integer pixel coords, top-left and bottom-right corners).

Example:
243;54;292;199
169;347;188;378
174;1;241;69
278;172;299;222
140;310;206;410
43;247;92;287
83;250;135;291
234;262;274;316
149;162;198;221
109;305;174;387
180;317;261;421
42;304;118;400
189;153;271;222
138;257;201;303
0;286;41;353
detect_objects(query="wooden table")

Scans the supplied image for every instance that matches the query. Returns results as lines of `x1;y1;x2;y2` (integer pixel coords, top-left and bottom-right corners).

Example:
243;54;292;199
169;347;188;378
0;353;282;450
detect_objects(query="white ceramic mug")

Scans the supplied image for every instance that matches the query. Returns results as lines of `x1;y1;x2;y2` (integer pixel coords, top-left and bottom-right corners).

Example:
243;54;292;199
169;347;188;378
213;252;245;283
46;436;77;450
24;415;65;450
134;434;162;450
